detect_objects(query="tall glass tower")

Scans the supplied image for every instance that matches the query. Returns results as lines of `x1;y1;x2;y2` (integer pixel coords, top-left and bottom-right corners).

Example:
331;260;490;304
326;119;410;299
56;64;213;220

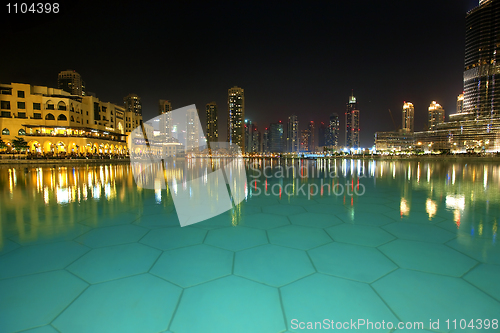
463;0;500;118
206;102;218;144
327;113;339;147
402;102;415;132
227;86;245;151
345;93;359;148
287;114;299;152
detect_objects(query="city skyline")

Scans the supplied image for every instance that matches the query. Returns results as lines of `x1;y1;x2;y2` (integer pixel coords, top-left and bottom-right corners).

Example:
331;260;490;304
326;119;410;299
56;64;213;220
1;0;480;146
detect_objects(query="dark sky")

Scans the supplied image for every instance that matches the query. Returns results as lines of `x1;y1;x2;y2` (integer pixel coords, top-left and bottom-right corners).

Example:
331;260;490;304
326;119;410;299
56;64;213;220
1;0;480;147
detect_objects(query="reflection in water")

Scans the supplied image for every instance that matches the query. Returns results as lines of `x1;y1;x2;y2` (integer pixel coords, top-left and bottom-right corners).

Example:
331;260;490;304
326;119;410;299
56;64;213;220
0;159;499;249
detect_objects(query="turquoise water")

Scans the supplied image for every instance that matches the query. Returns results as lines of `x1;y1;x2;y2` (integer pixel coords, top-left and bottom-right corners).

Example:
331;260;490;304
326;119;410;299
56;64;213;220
0;159;499;333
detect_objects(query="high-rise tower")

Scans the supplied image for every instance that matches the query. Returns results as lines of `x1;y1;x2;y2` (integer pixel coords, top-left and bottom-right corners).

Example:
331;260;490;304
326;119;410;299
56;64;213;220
159;100;173;141
402;102;415;132
206;102;218;144
227;86;245;151
463;0;500;118
287;114;299;153
345;93;360;148
326;113;340;147
57;70;85;96
428;101;445;129
308;121;315;152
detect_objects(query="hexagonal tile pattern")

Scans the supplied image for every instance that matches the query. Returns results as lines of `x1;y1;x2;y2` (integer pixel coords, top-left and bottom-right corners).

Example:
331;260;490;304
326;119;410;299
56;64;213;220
281;274;398;331
140;227;207;250
268;225;332;250
373;269;500;330
289;212;344;228
234;244;315;287
8;223;91;246
67;243;161;283
79;211;141;227
262;204;307;216
309;242;397;283
0;239;20;256
305;203;345;215
75;224;149;248
21;326;60;333
0;241;89;279
336;211;393;226
150;244;233;287
383;210;445;224
204;226;267;251
464;264;500;302
240;213;290;229
379;239;477;277
133;212;180;228
0;270;87;333
326;224;395;247
446;235;500;265
170;275;285;333
53;274;181;333
382;222;456;243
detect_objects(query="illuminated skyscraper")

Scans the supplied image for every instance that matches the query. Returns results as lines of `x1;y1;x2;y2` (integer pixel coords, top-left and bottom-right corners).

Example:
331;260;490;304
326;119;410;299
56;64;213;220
287;114;299;153
326;113;340;146
345;93;360;148
308;121;315;152
186;108;200;153
159;99;173;141
402;102;414;132
269;122;284;153
227;86;245;151
124;94;142;130
457;93;464;114
318;122;327;147
463;0;500;117
300;129;310;152
57;70;85;96
244;119;258;153
428;101;445;129
206;102;218;144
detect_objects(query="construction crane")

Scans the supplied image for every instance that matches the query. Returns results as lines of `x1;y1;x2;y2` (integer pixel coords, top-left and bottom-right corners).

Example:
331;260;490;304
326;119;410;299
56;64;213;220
388;109;399;131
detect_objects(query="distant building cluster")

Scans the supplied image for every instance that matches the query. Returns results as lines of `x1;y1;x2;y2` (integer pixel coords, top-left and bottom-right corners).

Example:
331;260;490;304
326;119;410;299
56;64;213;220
376;0;500;154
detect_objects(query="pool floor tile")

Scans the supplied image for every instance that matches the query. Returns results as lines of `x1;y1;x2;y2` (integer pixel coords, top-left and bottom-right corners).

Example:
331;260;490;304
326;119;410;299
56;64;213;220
281;274;398;332
262;204;307;216
204;226;268;251
133;212;181;228
53;274;181;333
464;264;500;302
308;242;397;283
139;227;207;250
234;244;315;287
379;239;477;277
446;236;500;265
75;224;149;248
240;213;290;230
150;244;233;287
20;326;60;333
0;270;88;333
0;241;89;279
268;225;332;250
170;275;285;333
289;212;344;228
326;224;395;247
382;222;456;243
335;211;393;226
373;269;500;332
67;243;161;283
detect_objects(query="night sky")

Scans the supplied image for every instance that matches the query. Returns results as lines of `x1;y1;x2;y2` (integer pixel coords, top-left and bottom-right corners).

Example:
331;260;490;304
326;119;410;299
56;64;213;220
1;0;480;146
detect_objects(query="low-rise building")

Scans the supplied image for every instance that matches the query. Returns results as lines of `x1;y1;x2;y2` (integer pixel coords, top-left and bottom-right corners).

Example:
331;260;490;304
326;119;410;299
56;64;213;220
0;82;140;156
